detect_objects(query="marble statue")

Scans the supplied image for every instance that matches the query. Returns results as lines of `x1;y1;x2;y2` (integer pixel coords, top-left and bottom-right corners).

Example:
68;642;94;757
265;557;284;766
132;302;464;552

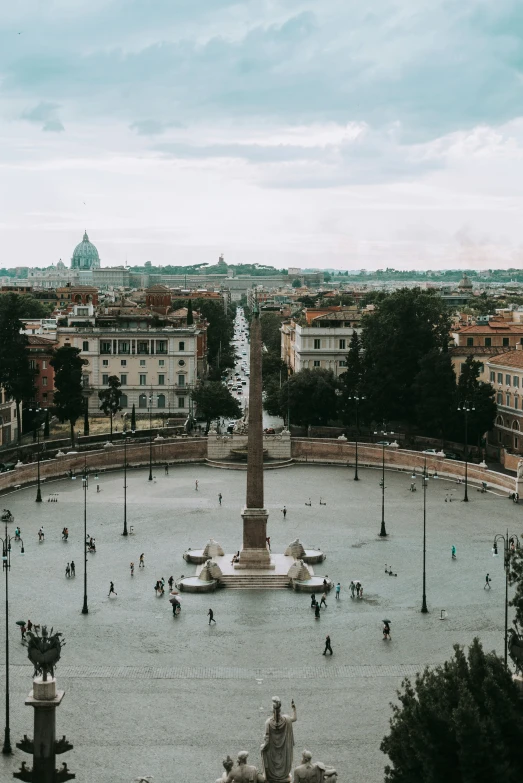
261;697;297;783
518;459;523;480
218;751;265;782
287;560;311;582
293;750;337;783
25;625;64;681
284;539;306;559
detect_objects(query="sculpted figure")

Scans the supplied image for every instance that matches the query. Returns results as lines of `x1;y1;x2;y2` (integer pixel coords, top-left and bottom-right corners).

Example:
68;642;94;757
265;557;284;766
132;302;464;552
222;751;265;782
261;697;297;783
293;750;337;783
518;459;523;479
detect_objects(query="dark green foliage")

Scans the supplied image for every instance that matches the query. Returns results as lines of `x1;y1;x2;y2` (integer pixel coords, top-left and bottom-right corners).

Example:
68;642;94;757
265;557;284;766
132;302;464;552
0;292;37;442
98;375;122;441
413;350;457;440
0;293;54;319
292;278;302;288
456;357;497;445
83;404;89;436
50;345;85;447
276;369;340;427
381;638;523;783
260;312;283;355
509;545;523;628
131;403;137;431
362;289;451;423
186;299;194;326
44;409;50;438
191;382;242;431
338;331;365;426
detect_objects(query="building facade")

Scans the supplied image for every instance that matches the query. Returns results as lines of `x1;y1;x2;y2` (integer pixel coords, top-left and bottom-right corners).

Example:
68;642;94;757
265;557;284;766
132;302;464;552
281;308;362;376
0;389;18;446
57;326;202;416
27;336;57;407
487;351;523;454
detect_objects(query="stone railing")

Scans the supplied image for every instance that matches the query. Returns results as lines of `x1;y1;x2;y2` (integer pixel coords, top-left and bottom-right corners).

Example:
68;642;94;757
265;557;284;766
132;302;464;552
0;438;207;495
291;438;518;495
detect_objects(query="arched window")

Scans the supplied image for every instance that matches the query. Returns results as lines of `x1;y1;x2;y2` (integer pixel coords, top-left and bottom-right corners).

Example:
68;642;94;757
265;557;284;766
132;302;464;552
157;394;165;408
74;294;82;304
139;393;147;409
120;393;128;408
496;415;503;426
512;420;520;431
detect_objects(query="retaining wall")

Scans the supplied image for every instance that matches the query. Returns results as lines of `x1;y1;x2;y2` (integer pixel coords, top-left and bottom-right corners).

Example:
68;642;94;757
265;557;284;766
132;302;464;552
207;432;291;461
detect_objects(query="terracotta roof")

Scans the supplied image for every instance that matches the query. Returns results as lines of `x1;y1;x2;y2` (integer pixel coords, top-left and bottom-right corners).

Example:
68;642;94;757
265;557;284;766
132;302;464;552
449;346;512;356
487;351;523;369
456;324;523;334
26;336;56;346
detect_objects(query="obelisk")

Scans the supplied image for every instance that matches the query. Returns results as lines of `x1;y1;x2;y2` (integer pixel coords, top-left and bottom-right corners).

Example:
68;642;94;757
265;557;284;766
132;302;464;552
237;300;272;568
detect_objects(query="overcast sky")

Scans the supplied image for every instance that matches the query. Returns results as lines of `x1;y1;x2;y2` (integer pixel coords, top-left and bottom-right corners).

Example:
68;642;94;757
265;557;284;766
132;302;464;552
1;1;522;271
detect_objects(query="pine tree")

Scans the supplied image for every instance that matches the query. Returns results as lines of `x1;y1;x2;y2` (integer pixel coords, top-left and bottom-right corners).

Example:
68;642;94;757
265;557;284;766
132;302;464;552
98;375;122;441
0;292;37;443
50;345;85;447
186;299;194;326
83;403;90;436
131;403;137;432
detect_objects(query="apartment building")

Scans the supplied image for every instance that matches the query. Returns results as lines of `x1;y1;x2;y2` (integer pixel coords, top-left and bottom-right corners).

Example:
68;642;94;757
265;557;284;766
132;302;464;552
487;351;523;454
57;325;203;416
281;307;362;376
27;336;57;407
0;388;18;446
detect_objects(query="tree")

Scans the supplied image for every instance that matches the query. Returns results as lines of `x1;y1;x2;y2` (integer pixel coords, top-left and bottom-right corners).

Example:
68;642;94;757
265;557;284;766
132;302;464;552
83;403;90;436
323;271;332;282
43;409;50;438
362;289;451;424
455;356;497;446
292;278;302;288
0;293;54;319
50;345;85;447
413;350;457;442
131;403;137;431
279;369;340;428
98;375;122;441
260;312;283;354
186;299;194;326
381;638;523;782
338;331;365;426
262;353;287;391
191;382;242;432
0;292;37;442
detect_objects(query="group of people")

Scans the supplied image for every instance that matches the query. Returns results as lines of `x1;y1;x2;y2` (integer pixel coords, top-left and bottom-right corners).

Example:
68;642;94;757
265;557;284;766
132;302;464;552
20;619;36;641
350;580;363;598
65;561;76;578
62;527;69;541
310;592;328;618
86;536;96;552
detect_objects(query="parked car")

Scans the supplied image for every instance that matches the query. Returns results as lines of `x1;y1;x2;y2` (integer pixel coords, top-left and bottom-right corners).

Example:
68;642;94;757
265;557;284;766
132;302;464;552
444;451;460;460
375;441;390;446
0;463;15;473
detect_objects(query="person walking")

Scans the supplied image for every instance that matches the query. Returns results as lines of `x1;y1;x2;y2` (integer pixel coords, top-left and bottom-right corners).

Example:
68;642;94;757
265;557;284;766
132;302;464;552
323;635;333;655
195;480;199;491
218;493;222;505
70;560;75;577
65;563;71;578
320;592;328;608
310;593;316;608
130;562;134;576
350;581;355;598
165;464;169;476
108;581;117;597
168;575;174;591
208;608;216;625
335;582;341;600
139;553;145;568
266;536;271;551
484;573;491;590
314;603;321;619
282;506;287;519
451;545;456;560
383;622;391;641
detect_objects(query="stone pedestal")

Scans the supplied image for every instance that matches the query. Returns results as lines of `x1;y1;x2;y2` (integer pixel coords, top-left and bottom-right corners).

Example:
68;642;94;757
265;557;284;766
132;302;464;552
237;508;272;568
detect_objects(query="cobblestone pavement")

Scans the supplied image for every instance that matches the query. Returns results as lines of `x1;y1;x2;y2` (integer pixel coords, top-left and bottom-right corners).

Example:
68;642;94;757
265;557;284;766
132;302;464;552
0;464;519;782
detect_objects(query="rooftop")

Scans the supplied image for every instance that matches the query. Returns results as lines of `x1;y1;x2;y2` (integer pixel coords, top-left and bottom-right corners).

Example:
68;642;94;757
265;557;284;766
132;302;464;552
488;351;523;369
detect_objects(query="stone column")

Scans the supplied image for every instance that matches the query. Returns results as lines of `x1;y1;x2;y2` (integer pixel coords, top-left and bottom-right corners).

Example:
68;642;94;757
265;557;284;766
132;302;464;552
238;309;271;568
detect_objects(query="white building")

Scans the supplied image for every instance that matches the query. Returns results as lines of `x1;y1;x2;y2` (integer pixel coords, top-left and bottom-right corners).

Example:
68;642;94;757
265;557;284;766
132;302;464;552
281;309;362;376
0;388;18;446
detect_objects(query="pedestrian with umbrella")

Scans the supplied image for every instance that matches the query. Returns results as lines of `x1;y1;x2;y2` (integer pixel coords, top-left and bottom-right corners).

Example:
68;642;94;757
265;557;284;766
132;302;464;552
383;620;391;641
169;591;181;615
16;620;26;641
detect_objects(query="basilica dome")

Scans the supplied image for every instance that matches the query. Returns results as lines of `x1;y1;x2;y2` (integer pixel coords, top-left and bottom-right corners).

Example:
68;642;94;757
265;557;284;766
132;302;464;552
71;231;100;270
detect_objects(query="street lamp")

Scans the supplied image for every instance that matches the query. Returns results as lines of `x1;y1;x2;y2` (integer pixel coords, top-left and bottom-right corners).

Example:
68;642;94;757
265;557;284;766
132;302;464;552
349;394;365;481
457;400;475;502
81;460;89;615
148;390;155;481
421;460;429;613
122;436;131;536
374;426;395;537
492;531;519;667
1;524;24;754
28;406;45;503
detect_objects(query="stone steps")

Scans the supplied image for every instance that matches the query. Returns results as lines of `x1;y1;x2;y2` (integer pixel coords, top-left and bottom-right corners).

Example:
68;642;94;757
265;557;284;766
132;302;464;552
219;575;291;589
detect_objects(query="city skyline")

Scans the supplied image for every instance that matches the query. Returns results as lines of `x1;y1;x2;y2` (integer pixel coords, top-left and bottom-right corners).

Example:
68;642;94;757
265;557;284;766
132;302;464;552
1;2;523;271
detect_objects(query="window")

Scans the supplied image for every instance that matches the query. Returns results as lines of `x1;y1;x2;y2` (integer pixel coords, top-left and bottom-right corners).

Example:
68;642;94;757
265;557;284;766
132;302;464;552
157;394;166;408
339;360;347;367
101;341;111;354
120;394;128;407
120;360;126;367
139;393;147;409
313;360;321;367
102;359;108;367
102;374;109;385
506;393;511;406
515;376;520;387
157;340;167;354
515;438;519;450
82;341;89;351
42;360;47;370
139;374;147;386
178;397;185;408
82;375;89;388
137;341;149;355
484;337;491;347
178;341;185;351
42;377;48;387
158;374;165;385
339;339;346;350
140;359;146;367
120;374;127;386
29;359;36;370
497;373;503;384
314;339;321;349
118;341;130;355
177;374;185;387
503;337;510;347
516;397;519;410
42;393;48;402
178;359;185;367
466;337;474;346
490;371;495;382
158;359;165;367
506;374;511;386
497;392;503;404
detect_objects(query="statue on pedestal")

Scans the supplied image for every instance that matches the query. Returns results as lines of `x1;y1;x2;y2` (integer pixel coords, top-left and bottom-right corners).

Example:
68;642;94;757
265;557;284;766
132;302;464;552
261;697;297;783
293;750;337;782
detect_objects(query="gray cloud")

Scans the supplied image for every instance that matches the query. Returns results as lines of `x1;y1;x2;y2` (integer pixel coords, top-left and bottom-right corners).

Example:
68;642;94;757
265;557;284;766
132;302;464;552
20;101;64;131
